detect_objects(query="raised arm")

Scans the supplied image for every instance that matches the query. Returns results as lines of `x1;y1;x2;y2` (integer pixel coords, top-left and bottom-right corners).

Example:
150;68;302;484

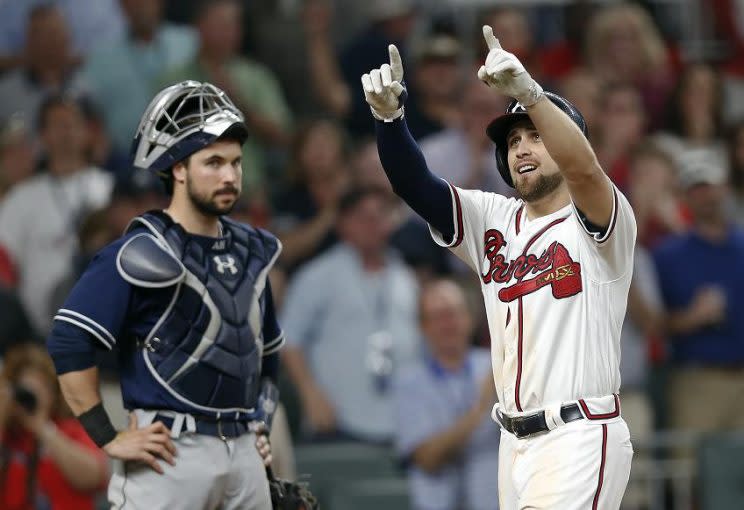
478;26;613;228
362;45;454;240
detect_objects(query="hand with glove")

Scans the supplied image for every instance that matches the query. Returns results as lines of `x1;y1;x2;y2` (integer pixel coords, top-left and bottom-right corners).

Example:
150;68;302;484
361;44;408;122
477;25;544;107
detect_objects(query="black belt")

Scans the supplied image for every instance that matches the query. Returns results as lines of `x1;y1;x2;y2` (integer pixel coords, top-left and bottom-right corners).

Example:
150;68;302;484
499;403;584;438
155;414;251;439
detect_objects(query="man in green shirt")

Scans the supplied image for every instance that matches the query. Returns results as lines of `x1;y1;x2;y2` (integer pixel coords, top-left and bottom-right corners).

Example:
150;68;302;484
159;0;292;192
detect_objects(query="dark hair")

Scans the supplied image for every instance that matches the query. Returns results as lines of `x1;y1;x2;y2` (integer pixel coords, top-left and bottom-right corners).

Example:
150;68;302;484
664;62;724;139
337;186;389;216
36;94;83;131
27;3;58;27
628;140;676;171
285;117;349;186
192;0;240;22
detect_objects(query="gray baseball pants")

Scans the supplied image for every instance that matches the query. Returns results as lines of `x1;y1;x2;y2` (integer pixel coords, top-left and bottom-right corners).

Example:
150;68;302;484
108;410;271;509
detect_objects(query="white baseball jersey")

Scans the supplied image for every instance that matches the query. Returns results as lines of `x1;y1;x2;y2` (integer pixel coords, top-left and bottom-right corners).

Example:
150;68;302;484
430;182;636;415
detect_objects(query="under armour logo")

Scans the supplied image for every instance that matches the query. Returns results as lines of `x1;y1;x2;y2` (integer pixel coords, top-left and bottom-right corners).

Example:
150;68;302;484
213;255;238;275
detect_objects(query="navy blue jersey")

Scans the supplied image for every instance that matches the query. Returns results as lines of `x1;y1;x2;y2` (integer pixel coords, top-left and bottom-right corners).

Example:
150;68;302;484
47;226;284;415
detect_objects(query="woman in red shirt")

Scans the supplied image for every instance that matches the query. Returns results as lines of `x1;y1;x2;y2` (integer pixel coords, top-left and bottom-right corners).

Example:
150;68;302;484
0;343;108;510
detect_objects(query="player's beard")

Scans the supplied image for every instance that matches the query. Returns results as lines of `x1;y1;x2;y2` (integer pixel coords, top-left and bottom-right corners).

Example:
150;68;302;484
515;172;564;203
186;174;240;217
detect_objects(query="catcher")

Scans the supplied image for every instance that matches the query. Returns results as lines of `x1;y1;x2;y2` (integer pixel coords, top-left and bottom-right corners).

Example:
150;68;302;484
47;80;298;509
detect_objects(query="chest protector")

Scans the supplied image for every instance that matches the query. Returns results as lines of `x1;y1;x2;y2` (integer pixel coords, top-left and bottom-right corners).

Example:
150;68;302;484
117;211;281;415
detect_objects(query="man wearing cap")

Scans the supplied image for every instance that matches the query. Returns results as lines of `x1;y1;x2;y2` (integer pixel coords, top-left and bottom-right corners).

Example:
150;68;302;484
361;24;635;508
653;158;744;434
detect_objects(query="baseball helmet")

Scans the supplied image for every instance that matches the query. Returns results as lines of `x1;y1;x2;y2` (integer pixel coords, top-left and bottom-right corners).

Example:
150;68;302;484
486;91;588;188
131;80;247;177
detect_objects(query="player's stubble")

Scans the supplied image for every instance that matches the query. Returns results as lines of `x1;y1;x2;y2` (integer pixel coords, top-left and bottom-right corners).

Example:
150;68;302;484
186;171;240;217
515;172;564;203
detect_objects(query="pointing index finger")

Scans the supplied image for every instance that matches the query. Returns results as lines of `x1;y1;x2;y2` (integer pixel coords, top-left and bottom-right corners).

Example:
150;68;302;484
388;44;404;81
482;25;501;51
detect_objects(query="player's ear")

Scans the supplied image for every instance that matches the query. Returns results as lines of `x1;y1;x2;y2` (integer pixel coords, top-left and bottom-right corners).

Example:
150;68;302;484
172;160;188;185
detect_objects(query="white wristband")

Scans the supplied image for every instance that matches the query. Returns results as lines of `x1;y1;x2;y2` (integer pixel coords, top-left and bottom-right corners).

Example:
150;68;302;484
518;81;544;108
370;106;404;123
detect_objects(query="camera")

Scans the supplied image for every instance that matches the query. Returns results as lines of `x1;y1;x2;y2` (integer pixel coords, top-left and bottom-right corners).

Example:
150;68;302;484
12;385;37;413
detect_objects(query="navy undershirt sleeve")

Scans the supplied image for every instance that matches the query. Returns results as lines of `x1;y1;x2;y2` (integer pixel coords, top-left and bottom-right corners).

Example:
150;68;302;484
375;117;454;241
47;239;132;374
262;351;279;383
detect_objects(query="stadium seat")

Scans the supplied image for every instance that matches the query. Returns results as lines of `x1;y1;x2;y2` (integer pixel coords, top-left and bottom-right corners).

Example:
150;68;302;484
697;434;744;510
328;477;410;510
294;442;401;506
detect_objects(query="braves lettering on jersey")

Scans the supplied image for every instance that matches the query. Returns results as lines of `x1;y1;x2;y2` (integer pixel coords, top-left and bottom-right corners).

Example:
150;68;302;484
430;183;636;415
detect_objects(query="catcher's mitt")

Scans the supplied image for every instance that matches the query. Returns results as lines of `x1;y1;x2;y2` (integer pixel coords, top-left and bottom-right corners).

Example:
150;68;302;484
267;467;319;510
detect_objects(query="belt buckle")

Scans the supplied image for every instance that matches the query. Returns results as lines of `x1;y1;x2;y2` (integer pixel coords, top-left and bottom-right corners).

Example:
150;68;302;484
216;420;227;441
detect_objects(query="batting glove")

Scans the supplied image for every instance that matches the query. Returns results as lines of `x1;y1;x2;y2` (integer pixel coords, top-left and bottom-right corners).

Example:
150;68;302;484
477;25;544;107
361;44;408;122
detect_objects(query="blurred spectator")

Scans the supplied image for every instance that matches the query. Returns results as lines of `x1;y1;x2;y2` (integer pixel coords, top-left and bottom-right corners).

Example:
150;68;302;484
654;62;728;172
593;83;647;192
160;0;292;191
0;115;35;201
557;70;601;134
620;246;663;442
281;187;420;443
420;78;510;194
351;137;396;193
403;31;463;140
303;0;417;137
0;96;113;334
394;279;499;510
653;158;744;433
0;343;107;510
477;7;542;84
0;0;124;70
727;120;744;223
0;5;88;130
83;0;197;155
584;2;675;128
710;0;744;78
273;119;350;272
538;0;596;81
79;99;131;179
350;138;450;279
628;142;688;248
0;290;36;358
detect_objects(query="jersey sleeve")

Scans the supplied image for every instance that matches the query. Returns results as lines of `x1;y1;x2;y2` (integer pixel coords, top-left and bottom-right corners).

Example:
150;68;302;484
261;281;284;356
571;183;637;280
47;240;132;373
428;183;518;273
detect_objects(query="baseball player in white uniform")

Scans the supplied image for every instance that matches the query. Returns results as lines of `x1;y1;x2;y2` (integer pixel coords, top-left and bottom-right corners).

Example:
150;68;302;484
362;26;635;508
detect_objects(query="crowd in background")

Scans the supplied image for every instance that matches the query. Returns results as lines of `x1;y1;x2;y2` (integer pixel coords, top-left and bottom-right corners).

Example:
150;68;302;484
0;0;743;508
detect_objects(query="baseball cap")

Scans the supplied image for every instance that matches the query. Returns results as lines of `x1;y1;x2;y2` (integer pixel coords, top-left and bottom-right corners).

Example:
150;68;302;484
678;155;728;190
368;0;415;21
0;113;29;148
412;33;461;62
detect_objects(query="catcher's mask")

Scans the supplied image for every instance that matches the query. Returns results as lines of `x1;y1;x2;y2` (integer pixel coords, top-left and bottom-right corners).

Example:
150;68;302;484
131;80;248;190
486;91;588;188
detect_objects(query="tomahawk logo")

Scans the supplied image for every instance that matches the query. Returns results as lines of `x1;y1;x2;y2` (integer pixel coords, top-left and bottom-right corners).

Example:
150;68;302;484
480;228;582;301
213;255;238;275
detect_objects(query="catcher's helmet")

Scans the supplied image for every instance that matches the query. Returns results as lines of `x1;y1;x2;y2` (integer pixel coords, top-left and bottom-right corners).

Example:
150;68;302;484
131;80;247;178
486;91;588;188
